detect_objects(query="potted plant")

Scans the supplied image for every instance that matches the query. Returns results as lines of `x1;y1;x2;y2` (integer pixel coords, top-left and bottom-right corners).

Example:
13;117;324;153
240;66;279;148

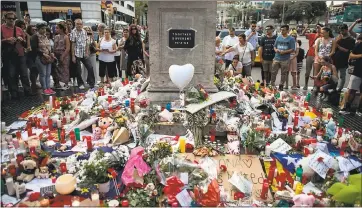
78;151;111;193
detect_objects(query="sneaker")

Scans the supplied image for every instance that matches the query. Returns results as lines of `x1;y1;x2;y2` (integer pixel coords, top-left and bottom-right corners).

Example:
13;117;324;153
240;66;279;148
278;84;283;91
48;89;56;95
74;79;78;87
291;86;298;90
312;86;318;91
303;86;308;90
297;85;300;89
2;86;8;91
356;111;362;116
42;89;51;95
321;94;326;100
79;85;85;90
323;95;329;102
284;86;289;90
339;108;351;115
69;81;73;86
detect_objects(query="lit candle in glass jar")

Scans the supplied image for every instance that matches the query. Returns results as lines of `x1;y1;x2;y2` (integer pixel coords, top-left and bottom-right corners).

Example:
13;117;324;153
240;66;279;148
71;196;80;207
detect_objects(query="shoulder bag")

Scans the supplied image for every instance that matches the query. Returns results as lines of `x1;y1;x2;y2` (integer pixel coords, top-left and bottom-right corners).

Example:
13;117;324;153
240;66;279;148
39;35;55;65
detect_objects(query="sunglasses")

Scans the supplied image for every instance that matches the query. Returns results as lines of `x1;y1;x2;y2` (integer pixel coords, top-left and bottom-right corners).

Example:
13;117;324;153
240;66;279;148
131;28;137;30
7;18;15;20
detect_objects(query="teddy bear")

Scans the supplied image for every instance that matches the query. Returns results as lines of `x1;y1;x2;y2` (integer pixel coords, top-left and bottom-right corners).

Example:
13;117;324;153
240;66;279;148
36;166;49;179
326;119;336;140
17;160;38;182
93;126;103;140
98;117;114;136
225;117;241;155
292;194;315;207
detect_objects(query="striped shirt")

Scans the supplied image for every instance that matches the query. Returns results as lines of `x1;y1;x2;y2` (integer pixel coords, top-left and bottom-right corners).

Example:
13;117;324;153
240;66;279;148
70;28;88;58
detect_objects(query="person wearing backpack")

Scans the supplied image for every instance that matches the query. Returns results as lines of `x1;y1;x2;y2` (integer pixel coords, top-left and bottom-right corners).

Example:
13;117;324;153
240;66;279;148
1;12;33;99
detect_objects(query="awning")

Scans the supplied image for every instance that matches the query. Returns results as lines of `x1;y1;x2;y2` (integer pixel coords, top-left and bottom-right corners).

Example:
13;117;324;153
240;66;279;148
42;6;81;14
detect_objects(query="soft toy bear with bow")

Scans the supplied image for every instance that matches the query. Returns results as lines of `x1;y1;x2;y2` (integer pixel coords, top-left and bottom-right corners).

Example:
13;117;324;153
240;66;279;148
225;117;241;154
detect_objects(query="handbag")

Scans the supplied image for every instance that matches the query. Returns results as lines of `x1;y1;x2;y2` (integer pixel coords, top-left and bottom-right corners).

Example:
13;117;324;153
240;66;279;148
38;35;54;65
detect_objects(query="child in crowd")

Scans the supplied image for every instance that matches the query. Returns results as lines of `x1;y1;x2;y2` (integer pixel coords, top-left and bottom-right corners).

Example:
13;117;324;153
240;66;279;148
296;40;305;88
312;56;338;101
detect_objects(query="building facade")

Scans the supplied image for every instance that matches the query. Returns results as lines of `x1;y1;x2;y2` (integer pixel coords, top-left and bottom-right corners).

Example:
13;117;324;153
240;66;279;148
22;1;134;24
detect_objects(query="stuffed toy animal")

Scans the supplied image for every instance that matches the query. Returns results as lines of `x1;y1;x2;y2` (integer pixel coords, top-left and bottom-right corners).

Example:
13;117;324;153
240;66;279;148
93;126;103;140
98;117;114;136
292;194;315;207
17;160;38;182
36;166;49;179
326;119;336;139
225;117;241;154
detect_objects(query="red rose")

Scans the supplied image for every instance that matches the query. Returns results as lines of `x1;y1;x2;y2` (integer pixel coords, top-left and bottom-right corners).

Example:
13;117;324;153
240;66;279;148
185;143;194;152
234;192;245;200
220;165;227;172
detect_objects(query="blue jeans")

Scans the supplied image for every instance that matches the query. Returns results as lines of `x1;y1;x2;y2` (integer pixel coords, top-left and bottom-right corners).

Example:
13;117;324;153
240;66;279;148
337;67;347;90
35;56;52;90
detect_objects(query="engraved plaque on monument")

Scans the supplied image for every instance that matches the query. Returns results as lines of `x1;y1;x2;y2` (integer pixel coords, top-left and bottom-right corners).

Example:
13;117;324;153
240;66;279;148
169;29;195;49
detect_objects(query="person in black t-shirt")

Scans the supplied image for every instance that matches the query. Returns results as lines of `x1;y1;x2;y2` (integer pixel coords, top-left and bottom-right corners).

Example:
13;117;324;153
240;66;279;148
258;25;277;85
333;24;356;92
296;40;305;88
339;35;362;115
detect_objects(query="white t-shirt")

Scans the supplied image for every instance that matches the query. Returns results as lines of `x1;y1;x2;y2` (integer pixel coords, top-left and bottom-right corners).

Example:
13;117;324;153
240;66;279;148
222;35;239;61
98;38;115;62
232;42;254;65
228;61;243;71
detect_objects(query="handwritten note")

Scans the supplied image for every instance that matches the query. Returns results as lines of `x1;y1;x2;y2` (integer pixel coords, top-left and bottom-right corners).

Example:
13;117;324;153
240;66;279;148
229;172;253;194
302;182;323;196
181;154;272;202
298;116;311;128
270;138;292;154
337;156;362;172
176;189;193;207
308;150;334;179
180;173;189;185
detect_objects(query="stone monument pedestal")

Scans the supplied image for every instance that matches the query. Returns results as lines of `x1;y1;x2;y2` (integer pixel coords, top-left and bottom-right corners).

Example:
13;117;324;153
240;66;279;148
144;1;218;103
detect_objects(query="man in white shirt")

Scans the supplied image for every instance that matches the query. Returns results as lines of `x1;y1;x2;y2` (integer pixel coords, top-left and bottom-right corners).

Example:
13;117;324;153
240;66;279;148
222;27;239;68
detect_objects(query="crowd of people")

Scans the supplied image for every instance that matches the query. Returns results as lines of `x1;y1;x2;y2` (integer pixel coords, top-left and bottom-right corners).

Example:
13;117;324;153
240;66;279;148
1;12;149;98
216;20;362;115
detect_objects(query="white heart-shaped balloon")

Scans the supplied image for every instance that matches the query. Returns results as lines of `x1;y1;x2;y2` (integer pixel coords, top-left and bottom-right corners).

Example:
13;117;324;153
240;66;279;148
169;64;195;91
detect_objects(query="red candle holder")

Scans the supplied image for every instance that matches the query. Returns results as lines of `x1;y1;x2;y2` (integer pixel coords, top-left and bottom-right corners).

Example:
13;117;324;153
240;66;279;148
101;110;105;118
16;131;21;140
294;116;299;127
108;96;112;104
47;118;53;131
287;127;292;136
60;129;66;144
121;200;129;207
27;125;33;137
267;165;276;184
70;134;77;147
16;154;24;165
304;101;309;108
300;112;305;117
260;179;269;200
84;136;93;151
29;146;36;154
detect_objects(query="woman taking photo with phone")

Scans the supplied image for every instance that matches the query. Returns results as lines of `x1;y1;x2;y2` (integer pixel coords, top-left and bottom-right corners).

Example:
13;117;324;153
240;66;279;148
97;27;117;84
313;27;336;92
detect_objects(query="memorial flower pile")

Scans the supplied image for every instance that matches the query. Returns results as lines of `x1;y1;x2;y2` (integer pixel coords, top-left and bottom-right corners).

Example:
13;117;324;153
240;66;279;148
1;72;361;208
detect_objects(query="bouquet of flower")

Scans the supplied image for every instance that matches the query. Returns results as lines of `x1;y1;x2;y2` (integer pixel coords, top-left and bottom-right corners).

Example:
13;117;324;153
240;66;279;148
146;141;173;165
185;84;209;104
104;145;130;169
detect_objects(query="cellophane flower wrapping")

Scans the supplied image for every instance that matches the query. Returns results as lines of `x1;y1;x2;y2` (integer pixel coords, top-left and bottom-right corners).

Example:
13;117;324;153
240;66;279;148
194;179;220;207
158;156;209;189
163;176;185;205
121;146;151;186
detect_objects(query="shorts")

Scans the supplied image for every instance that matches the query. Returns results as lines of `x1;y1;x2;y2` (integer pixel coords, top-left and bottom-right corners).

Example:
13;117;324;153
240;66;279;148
99;60;117;78
347;75;362;92
297;62;303;72
242;64;252;77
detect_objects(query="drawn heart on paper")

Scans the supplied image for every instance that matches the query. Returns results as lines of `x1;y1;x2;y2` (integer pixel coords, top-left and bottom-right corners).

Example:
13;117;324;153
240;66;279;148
169;64;194;91
242;159;252;168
